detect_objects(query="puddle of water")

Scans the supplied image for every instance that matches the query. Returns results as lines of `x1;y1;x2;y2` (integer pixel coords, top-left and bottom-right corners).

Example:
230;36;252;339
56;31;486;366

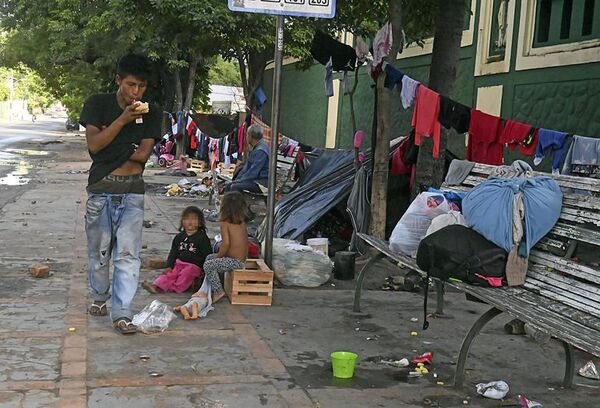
0;160;32;185
4;148;49;156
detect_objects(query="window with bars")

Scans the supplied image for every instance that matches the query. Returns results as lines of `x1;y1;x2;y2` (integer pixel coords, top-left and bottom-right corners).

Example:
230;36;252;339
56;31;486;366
534;0;600;47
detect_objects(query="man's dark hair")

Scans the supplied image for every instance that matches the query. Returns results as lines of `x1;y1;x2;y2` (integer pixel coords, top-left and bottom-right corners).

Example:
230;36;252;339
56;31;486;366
117;53;151;81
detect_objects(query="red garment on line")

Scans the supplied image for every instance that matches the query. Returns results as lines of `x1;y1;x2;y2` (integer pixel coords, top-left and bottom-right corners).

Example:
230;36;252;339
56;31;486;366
391;137;412;176
500;120;533;154
411;86;441;159
466;109;504;165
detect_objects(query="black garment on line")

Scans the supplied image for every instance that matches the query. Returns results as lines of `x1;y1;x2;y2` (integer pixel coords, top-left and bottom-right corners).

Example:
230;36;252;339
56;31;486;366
310;30;356;71
438;96;471;134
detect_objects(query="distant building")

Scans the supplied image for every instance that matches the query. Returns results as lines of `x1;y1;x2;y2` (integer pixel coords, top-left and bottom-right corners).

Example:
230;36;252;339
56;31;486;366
208;85;246;115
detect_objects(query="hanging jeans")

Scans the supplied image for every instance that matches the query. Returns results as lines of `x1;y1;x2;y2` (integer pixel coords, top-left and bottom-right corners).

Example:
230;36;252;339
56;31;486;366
86;193;144;321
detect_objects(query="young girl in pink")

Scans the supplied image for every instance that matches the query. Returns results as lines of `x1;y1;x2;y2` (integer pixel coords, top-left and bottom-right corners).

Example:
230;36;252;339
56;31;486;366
142;206;211;293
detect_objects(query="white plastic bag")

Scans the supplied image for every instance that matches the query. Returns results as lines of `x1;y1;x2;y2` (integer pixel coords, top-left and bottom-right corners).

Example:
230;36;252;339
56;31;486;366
390;192;453;257
476;380;509;399
132;300;177;334
425;211;466;237
271;238;333;287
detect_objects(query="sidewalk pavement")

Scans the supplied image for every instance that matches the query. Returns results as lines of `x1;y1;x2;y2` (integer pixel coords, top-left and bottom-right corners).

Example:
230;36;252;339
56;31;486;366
0;131;598;408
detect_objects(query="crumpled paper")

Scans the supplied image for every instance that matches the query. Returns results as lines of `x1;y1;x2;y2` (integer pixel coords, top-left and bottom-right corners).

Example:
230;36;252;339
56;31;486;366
578;360;600;380
476;380;509;399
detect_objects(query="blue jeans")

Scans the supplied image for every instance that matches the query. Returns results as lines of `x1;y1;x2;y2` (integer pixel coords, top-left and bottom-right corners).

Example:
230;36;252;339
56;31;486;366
85;193;144;321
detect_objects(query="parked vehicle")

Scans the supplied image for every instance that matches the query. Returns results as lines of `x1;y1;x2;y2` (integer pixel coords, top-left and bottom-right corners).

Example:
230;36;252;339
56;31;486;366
65;118;79;130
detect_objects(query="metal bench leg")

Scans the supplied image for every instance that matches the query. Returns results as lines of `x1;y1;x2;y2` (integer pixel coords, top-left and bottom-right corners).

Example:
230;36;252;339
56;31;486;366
454;307;503;388
435;280;445;315
352;252;386;313
562;341;575;388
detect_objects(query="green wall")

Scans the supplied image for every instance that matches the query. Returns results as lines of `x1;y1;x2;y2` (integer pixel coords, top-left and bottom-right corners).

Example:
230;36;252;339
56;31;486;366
262;0;600;163
262;62;328;148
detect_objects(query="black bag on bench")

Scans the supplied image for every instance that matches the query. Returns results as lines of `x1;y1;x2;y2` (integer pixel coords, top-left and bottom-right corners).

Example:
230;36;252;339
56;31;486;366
416;225;507;329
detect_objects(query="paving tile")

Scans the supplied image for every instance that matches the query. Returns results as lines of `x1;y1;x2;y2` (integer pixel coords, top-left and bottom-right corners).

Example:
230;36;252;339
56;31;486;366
0;389;59;408
0;338;61;381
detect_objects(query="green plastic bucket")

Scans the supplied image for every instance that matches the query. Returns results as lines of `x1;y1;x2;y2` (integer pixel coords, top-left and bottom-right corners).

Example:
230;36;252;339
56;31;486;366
331;351;358;378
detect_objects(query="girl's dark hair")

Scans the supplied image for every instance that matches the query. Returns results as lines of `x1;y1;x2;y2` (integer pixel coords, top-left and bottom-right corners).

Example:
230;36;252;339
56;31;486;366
117;53;151;81
180;206;205;231
220;192;247;225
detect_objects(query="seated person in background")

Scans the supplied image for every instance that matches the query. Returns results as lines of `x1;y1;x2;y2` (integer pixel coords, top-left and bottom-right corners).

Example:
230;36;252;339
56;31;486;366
224;124;270;193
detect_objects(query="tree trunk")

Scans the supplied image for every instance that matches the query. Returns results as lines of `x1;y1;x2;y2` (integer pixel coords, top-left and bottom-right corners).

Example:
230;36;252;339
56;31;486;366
183;57;200;111
245;48;270;112
369;0;403;239
174;68;183;112
413;0;467;196
236;48;249;98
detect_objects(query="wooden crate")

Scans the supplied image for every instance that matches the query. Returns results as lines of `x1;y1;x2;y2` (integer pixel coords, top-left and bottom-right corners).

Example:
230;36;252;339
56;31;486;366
218;162;236;177
224;259;273;306
189;159;208;172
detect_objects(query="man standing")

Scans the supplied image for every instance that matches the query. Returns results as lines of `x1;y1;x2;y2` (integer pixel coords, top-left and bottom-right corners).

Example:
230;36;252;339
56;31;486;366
79;54;161;334
226;124;270;193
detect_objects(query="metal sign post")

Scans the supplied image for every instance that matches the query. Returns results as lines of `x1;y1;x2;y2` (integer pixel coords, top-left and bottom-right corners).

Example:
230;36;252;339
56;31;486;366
228;0;336;267
264;15;284;268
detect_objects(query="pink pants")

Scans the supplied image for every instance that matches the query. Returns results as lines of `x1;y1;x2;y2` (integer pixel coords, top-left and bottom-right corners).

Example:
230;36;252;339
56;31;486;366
153;259;202;293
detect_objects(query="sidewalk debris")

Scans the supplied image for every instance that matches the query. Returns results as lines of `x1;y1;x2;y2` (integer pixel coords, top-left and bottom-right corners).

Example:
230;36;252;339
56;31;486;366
139;354;150;361
148;371;163;377
132;300;177;334
143;220;155;228
410;331;418;336
476;380;509;400
578;360;600;380
380;358;409;368
518;394;543;407
28;264;50;278
411;352;433;364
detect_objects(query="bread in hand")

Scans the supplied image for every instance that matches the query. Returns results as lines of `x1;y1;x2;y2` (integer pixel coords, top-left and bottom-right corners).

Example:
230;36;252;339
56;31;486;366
132;101;149;114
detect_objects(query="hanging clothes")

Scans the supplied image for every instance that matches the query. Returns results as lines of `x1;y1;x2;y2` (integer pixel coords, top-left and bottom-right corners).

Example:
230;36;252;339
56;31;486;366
411;85;441;159
373;22;393;67
383;64;404;91
400;76;420;109
561;134;600;178
310;30;356;71
238;121;247;156
391;137;413;176
325;57;334;97
438;96;471;134
170;113;178;135
534;129;570;175
254;87;267;108
355;37;370;64
500;120;533;155
466;109;504;165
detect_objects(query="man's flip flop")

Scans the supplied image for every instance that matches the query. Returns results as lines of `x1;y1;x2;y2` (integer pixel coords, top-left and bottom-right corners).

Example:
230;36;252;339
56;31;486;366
89;302;107;316
113;318;137;335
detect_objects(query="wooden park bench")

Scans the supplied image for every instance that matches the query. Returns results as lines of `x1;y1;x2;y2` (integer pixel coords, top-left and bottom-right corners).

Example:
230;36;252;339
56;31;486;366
353;163;600;388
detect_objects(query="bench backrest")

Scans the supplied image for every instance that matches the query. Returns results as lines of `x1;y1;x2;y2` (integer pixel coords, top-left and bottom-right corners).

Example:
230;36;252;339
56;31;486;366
442;163;600;333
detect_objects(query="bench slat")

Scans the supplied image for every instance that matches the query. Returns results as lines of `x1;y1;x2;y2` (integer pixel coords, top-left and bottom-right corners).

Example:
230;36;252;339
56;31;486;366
471;163;600;192
525;280;600;319
549;222;600;247
357;233;422;273
454;284;600;357
528;266;600;298
529;251;600;285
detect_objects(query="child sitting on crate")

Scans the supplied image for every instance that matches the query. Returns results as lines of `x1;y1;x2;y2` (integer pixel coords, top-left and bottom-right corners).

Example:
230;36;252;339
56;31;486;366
142;206;211;294
176;192;248;317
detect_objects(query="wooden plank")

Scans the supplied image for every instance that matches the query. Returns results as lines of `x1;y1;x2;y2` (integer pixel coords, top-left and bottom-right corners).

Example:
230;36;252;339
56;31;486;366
529;251;600;285
525;281;600;319
254;259;272;272
454;284;600;356
528;266;600;298
358;233;422;273
232;283;273;292
231;271;273;282
230;294;272;306
547;222;600;247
